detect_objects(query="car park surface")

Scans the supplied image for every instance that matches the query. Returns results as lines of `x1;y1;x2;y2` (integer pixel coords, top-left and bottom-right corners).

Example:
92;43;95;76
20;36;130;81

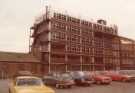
54;82;135;93
1;79;135;93
1;70;135;93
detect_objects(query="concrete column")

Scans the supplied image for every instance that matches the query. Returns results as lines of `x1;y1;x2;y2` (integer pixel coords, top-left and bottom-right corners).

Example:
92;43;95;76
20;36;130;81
102;36;105;71
92;35;95;71
65;55;68;72
92;55;95;71
80;26;83;71
48;21;51;73
80;56;83;71
65;23;68;72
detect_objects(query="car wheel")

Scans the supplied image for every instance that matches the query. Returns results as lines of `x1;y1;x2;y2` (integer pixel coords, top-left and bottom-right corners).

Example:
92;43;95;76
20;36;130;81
63;85;66;88
68;85;71;88
105;82;110;85
96;81;101;85
59;85;63;89
88;83;91;86
122;78;127;82
66;85;70;88
85;83;90;86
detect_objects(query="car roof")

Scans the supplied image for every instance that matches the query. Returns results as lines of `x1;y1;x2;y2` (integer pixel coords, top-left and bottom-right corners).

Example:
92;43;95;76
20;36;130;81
16;76;41;79
44;76;56;78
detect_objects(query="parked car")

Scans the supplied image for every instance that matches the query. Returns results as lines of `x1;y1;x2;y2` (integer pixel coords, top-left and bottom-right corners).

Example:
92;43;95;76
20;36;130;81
83;71;94;82
9;76;55;93
69;71;94;86
103;70;135;82
118;70;135;82
43;76;59;86
43;72;74;88
90;71;112;85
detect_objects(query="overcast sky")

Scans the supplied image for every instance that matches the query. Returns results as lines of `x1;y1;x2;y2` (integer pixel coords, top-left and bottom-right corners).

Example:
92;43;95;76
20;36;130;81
0;0;135;52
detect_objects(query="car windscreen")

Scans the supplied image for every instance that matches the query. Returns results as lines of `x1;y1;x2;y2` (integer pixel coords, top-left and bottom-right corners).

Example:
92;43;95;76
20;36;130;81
83;72;92;79
119;71;128;75
60;74;72;80
71;72;85;79
16;78;42;86
119;71;135;75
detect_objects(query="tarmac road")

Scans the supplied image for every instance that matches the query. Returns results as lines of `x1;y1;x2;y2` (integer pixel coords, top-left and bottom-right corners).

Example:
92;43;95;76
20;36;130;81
0;79;9;93
1;79;135;93
54;82;135;93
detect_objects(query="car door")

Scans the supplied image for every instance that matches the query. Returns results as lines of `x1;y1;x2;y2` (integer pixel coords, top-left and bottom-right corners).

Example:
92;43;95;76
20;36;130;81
45;77;57;86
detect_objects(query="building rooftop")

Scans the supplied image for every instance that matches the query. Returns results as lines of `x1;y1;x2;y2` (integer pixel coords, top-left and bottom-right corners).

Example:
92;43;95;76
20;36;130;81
0;51;40;62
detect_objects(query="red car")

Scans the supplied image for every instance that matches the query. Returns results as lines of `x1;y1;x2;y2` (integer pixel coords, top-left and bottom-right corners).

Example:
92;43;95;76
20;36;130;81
90;71;112;85
118;70;135;82
103;71;135;82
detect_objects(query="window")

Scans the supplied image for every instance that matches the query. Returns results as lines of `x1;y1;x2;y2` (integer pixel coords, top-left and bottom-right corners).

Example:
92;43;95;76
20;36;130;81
67;26;80;35
16;78;43;86
53;22;66;30
51;31;66;40
67;16;80;24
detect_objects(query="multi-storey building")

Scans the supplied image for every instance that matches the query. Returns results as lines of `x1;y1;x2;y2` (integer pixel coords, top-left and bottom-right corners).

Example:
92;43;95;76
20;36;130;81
31;11;120;73
0;9;135;78
120;37;135;70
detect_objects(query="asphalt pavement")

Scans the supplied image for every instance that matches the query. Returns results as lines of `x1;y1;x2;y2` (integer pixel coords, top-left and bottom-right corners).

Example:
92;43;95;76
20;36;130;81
54;82;135;93
0;79;135;93
0;79;9;93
